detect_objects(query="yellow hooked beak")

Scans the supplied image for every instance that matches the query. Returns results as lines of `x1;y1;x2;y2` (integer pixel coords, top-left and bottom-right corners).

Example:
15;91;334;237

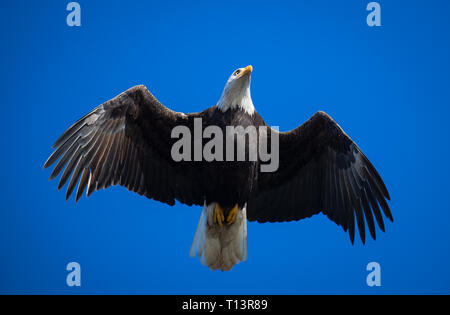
236;65;253;78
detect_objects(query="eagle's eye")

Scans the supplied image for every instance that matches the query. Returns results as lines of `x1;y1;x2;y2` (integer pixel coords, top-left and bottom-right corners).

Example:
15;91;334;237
234;70;241;76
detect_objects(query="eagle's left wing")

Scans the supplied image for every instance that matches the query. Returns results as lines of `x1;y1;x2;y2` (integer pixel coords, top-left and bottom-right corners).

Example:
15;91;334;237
247;111;392;244
44;85;211;206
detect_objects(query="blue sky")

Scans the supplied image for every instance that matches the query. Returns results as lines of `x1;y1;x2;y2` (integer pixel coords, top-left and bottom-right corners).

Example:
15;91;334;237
1;0;450;294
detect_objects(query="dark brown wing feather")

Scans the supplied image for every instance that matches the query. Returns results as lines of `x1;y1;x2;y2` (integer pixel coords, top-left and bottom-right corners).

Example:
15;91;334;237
44;85;209;206
248;111;392;244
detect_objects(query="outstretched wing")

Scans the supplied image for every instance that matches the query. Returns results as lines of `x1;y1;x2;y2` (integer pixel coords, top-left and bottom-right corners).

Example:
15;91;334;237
248;111;392;244
44;85;209;206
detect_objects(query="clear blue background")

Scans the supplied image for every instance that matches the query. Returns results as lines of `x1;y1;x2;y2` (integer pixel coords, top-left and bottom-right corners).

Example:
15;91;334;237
1;0;449;294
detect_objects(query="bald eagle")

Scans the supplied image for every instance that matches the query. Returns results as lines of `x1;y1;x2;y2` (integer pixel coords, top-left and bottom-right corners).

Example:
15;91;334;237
44;66;392;271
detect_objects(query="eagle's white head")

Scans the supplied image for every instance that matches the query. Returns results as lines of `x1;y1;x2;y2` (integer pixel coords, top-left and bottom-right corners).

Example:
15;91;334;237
217;65;255;115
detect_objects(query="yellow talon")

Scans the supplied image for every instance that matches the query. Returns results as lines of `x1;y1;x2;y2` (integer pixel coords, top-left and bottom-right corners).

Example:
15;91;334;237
227;204;239;225
213;204;225;227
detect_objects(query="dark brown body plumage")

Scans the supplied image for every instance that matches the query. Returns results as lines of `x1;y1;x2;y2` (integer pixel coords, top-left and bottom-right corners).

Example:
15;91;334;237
200;107;266;213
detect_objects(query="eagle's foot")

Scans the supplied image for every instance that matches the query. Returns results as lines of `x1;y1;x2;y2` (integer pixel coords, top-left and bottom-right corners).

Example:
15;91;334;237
213;204;225;227
227;204;239;225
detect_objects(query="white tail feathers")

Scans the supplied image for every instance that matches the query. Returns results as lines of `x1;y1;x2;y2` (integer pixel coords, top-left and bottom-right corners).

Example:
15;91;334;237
189;203;248;271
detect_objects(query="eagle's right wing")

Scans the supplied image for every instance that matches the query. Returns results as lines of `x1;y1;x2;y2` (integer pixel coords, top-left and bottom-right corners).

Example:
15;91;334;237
248;111;392;244
44;85;209;206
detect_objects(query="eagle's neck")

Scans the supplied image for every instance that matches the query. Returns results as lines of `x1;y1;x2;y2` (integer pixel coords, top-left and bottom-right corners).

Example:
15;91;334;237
217;84;255;115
